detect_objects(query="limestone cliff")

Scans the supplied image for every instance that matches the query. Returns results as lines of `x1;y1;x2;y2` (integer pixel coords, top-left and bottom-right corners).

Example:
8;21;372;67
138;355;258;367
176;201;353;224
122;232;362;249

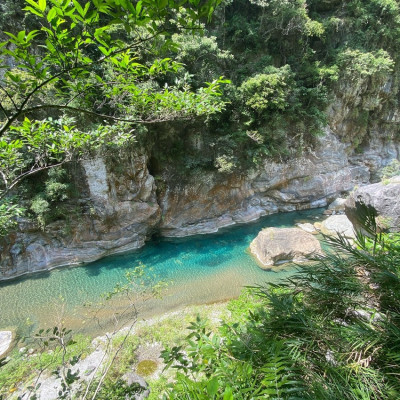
0;73;399;279
0;154;161;279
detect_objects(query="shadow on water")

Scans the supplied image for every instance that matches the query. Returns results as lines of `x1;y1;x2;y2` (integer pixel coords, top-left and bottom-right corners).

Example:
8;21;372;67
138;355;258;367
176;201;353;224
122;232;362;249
0;269;52;289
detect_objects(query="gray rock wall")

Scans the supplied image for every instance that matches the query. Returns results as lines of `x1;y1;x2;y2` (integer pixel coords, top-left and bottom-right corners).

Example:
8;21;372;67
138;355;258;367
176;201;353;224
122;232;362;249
1;78;400;279
158;130;371;237
0;154;161;279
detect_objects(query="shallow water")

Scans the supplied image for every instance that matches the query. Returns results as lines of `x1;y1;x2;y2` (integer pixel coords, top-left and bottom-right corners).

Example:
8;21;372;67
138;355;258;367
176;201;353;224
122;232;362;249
0;208;324;337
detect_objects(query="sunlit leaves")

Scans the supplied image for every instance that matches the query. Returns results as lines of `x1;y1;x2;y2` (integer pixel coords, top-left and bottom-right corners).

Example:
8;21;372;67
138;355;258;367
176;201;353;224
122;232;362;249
0;0;227;236
0;0;224;138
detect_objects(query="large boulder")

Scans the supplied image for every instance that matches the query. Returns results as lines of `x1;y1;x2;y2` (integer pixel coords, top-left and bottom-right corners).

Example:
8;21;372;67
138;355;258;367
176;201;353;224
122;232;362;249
320;215;355;238
250;227;322;268
345;176;400;232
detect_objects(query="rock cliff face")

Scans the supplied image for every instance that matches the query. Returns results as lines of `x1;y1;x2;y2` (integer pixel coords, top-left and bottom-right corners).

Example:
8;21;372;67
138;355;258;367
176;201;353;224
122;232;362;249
0;155;161;279
158;130;370;237
1;78;400;279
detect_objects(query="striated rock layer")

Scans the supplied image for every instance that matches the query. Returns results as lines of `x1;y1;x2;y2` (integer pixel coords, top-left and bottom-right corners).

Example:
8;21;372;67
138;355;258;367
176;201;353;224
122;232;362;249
159;130;369;237
0;131;398;280
0;154;161;279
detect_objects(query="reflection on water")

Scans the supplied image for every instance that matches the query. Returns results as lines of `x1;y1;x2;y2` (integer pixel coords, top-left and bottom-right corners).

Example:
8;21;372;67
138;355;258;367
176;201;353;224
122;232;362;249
0;208;324;337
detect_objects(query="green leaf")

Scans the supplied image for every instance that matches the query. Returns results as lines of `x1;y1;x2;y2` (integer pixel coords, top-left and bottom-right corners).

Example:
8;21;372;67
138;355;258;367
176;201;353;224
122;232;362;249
38;0;46;11
17;31;26;42
206;377;219;397
25;0;41;10
23;5;44;17
47;7;57;22
73;0;84;16
136;1;142;16
223;386;233;400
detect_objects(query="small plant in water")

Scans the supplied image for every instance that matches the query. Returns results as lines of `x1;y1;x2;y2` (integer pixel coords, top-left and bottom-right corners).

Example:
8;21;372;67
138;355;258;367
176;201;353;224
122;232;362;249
136;360;158;376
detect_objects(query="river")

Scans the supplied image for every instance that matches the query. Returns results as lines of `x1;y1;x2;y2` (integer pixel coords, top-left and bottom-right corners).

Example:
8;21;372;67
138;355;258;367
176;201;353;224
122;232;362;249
0;208;324;338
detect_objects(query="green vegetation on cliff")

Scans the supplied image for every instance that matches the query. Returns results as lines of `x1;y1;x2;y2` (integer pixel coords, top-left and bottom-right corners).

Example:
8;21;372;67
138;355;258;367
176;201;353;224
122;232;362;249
140;0;400;184
1;0;400;233
0;0;228;233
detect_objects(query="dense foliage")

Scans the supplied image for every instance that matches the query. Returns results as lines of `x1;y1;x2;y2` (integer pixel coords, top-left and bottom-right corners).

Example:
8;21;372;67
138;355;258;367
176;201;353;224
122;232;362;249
162;207;400;399
144;0;400;178
1;0;400;234
0;0;228;234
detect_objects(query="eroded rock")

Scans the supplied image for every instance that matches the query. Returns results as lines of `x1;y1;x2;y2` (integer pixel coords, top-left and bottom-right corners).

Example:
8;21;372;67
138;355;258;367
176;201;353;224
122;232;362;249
345;176;400;232
320;215;355;238
250;227;322;268
0;330;14;359
0;153;161;279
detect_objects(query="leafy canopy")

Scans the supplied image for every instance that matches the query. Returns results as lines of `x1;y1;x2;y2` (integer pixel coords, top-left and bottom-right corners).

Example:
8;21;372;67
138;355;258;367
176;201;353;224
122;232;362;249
0;0;229;233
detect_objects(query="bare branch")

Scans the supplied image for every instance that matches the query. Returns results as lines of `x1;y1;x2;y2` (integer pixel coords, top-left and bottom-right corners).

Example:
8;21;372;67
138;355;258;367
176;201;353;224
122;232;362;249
0;84;18;111
0;160;69;200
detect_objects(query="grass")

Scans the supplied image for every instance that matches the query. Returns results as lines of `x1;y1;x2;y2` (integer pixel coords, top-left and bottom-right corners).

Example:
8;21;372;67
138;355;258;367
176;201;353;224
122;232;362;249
0;334;91;398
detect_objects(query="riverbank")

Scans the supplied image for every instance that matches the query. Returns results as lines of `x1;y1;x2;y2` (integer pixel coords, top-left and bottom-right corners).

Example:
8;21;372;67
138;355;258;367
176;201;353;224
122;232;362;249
0;294;259;399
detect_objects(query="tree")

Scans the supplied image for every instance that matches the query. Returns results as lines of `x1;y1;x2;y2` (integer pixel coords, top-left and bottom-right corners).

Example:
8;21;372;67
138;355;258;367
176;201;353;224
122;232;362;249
0;0;228;233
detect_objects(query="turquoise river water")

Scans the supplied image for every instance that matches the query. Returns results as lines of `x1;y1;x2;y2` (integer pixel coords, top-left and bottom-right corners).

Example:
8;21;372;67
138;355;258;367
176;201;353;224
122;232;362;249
0;208;324;338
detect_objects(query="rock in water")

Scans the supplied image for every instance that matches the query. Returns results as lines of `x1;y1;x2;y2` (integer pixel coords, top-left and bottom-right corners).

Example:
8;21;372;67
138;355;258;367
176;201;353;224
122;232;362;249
320;215;355;238
0;331;14;359
328;198;347;213
296;222;318;234
345;176;400;232
250;227;322;268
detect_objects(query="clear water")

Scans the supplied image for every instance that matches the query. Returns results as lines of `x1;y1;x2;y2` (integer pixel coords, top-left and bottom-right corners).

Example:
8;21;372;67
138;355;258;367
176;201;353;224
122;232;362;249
0;209;324;338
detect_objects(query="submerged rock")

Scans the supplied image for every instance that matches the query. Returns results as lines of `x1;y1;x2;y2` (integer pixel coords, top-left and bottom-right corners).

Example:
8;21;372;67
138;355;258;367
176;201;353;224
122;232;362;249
296;222;318;234
345;176;400;232
250;227;322;268
320;215;355;238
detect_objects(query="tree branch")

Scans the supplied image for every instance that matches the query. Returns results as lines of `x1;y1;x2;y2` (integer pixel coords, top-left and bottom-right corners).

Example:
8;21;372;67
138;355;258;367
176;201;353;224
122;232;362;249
21;104;193;124
0;84;18;111
0;102;9;121
0;160;69;200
